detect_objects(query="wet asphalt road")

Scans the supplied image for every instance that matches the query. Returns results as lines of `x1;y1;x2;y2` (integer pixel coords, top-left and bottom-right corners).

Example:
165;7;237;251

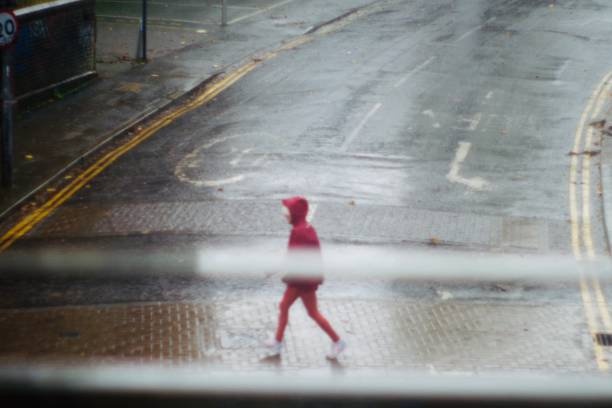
83;0;610;251
6;0;612;305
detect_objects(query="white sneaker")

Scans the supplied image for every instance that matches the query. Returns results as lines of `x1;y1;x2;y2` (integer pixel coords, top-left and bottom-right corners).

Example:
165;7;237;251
264;339;283;356
326;339;347;360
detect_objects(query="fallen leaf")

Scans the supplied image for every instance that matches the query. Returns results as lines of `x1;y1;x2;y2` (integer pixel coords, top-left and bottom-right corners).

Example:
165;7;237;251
585;150;601;157
217;187;224;192
348;200;356;206
590;119;606;129
64;175;73;180
25;154;33;160
429;237;441;246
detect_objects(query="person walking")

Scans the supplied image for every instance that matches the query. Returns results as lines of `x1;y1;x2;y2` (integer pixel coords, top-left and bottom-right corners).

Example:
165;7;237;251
266;196;346;359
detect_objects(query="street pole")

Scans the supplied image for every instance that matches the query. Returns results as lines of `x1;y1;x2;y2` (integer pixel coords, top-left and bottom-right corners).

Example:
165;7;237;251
221;0;227;27
1;47;14;188
142;0;147;61
140;0;147;61
0;0;16;188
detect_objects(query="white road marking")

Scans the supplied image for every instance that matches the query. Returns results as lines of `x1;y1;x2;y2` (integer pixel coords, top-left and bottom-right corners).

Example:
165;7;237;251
454;17;496;42
446;142;489;191
467;113;482;131
200;175;246;188
313;152;412;161
230;148;253;167
394;57;435;88
553;59;571;86
422;109;435;118
228;0;298;25
437;290;454;300
306;203;318;223
452;112;482;131
340;103;383;151
252;154;268;167
176;134;257;188
485;91;494;100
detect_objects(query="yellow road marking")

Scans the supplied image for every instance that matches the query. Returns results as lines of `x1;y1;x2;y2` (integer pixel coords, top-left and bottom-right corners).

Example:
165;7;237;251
580;277;609;371
569;73;606;258
582;73;612;336
570;70;612;372
0;5;377;251
594;278;612;331
0;60;260;251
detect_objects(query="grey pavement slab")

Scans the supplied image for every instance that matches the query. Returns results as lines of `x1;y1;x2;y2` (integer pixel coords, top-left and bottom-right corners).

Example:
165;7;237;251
21;199;570;253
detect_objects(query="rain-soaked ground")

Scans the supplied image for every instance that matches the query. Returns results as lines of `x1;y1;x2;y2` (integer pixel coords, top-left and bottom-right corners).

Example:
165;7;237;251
17;0;612;254
2;0;612;375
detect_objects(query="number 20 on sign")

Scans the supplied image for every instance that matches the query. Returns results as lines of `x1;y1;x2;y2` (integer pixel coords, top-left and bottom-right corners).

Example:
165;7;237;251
0;10;18;48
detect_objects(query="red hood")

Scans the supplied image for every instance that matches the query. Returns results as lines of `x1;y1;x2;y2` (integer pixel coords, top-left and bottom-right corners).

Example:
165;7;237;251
282;196;308;226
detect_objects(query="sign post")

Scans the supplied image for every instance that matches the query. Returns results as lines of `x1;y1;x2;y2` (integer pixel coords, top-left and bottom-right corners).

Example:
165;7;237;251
136;0;147;62
221;0;227;26
0;9;17;188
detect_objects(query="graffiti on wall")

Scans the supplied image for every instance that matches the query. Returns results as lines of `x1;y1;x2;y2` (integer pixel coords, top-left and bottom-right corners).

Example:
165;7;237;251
10;1;95;98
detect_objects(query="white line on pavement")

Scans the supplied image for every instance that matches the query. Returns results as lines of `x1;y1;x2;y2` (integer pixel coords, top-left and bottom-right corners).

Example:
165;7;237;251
446;142;489;191
340;103;383;151
452;112;482;131
454;17;496;43
394;57;435;88
228;0;298;25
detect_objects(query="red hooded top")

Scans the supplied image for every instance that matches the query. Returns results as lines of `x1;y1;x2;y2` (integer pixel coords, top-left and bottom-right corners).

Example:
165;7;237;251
282;196;323;290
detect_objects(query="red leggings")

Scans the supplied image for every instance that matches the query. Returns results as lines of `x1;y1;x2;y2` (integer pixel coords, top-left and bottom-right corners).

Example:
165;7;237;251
275;286;340;342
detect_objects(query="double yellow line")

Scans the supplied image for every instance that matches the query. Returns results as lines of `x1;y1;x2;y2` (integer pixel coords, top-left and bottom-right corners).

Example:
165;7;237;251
0;60;261;252
570;70;612;372
0;2;375;252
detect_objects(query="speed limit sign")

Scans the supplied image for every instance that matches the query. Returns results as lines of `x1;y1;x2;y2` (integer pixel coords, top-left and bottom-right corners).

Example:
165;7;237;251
0;10;18;48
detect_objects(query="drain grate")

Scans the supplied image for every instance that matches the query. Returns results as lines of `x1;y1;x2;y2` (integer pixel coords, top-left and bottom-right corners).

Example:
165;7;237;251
595;333;612;346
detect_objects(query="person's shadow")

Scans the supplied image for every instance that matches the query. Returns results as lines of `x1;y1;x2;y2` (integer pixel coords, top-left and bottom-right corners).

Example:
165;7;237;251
259;354;281;366
327;357;345;373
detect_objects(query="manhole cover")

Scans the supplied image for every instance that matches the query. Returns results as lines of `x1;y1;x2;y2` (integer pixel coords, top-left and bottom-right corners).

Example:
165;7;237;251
595;333;612;346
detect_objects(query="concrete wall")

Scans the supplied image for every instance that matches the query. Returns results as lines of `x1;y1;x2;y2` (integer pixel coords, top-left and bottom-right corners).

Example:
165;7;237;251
13;0;96;102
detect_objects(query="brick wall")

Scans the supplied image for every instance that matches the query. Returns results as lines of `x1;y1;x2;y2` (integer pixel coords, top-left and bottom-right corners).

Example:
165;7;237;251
13;0;96;100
